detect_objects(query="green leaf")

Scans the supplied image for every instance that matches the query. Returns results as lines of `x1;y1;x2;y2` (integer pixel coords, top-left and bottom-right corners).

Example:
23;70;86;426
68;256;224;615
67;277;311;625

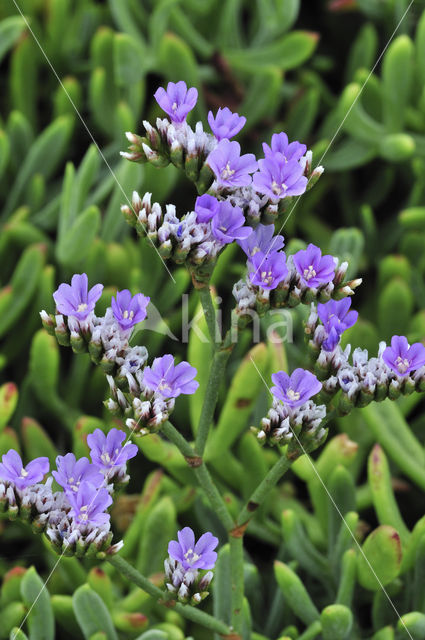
345;22;378;81
72;585;118;640
378;277;414;340
382;35;414;132
0;129;10;179
136;496;176;575
212;544;232;627
379;133;415;162
357;526;402;590
113;33;146;85
274;561;320;625
239;66;282;128
324;138;377;171
328;227;364;279
29;331;59;407
339;83;383;144
22;417;58;468
9;629;29;640
0;383;18;432
321;605;353;640
20;567;54;640
0;16;27;65
56;205;101;267
9;35;38;127
133;632;167;640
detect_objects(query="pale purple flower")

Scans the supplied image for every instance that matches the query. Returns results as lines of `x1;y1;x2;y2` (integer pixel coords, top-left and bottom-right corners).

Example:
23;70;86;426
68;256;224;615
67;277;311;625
52;453;104;495
87;428;138;470
382;335;425;377
263;132;306;163
249;251;288;290
317;299;358;351
111;289;150;331
271;369;322;408
67;481;112;527
293;244;335;288
143;354;199;398
53;273;103;321
238;223;284;259
0;450;49;490
253;156;307;200
211;201;252;244
207;140;257;188
208;107;246;141
154;81;198;123
168;527;218;570
195;194;220;223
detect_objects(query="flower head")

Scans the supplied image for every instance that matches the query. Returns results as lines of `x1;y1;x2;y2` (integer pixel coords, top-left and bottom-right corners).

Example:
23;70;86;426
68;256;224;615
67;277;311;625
143;354;199;398
168;527;218;570
111;289;150;331
271;369;322;408
52;453;104;495
382;335;425;377
262;132;306;163
87;428;138;470
194;194;220;223
53;273;103;321
249;251;288;290
207;140;257;188
253;156;307;200
238;223;284;259
208;107;246;141
154;81;198;123
317;299;358;351
293;244;335;288
0;450;49;490
211;201;252;244
67;481;112;527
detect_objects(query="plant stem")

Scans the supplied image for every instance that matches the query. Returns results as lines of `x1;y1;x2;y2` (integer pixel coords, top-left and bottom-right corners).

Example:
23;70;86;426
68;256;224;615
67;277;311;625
107;554;237;637
162;421;197;460
229;534;244;635
195;348;231;455
237;454;293;526
198;285;220;345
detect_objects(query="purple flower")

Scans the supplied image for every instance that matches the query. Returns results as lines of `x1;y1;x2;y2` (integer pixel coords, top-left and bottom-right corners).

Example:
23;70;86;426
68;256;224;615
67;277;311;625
53;273;103;321
317;299;358;351
293;244;335;288
143;354;199;398
208;107;246;141
154;81;198;123
263;132;306;163
207;140;257;188
249;251;288;290
168;527;218;570
87;428;138;470
195;194;220;223
382;335;425;377
271;369;322;408
253;156;307;200
67;481;112;527
111;289;150;331
0;450;49;490
52;453;104;495
211;201;252;244
238;223;284;259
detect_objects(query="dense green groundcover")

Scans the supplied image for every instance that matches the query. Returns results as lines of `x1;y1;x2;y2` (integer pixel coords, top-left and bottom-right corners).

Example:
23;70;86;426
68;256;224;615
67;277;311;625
2;1;425;639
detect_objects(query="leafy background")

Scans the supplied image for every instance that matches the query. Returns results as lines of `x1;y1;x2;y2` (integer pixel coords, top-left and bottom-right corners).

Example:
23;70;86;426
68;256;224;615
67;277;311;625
2;1;425;638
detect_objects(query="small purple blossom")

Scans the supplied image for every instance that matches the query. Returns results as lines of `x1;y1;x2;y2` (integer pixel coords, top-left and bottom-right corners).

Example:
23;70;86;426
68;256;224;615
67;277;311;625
382;335;425;377
168;527;218;570
87;428;138;470
195;194;220;223
67;481;112;527
293;244;335;288
237;223;284;259
154;81;198;123
0;450;49;490
111;289;150;331
263;132;306;163
208;107;246;141
271;369;322;408
53;273;103;321
317;299;358;351
253;156;307;200
52;453;104;495
249;251;288;290
207;140;257;188
211;201;252;244
143;354;199;398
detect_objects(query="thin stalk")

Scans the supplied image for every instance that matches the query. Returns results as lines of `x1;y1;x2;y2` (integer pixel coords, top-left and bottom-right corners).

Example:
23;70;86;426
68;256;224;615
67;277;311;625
198;285;220;345
229;534;245;635
162;421;197;460
107;554;237;638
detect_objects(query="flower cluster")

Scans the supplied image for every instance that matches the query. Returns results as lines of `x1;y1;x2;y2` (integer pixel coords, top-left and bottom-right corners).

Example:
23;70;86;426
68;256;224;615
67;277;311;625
0;428;137;556
41;274;198;431
164;527;218;605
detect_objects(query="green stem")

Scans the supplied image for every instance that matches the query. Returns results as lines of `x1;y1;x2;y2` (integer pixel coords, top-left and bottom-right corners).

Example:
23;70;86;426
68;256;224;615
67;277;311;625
229;535;245;635
195;348;231;455
162;421;197;460
237;455;293;526
198;285;220;345
107;554;237;637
